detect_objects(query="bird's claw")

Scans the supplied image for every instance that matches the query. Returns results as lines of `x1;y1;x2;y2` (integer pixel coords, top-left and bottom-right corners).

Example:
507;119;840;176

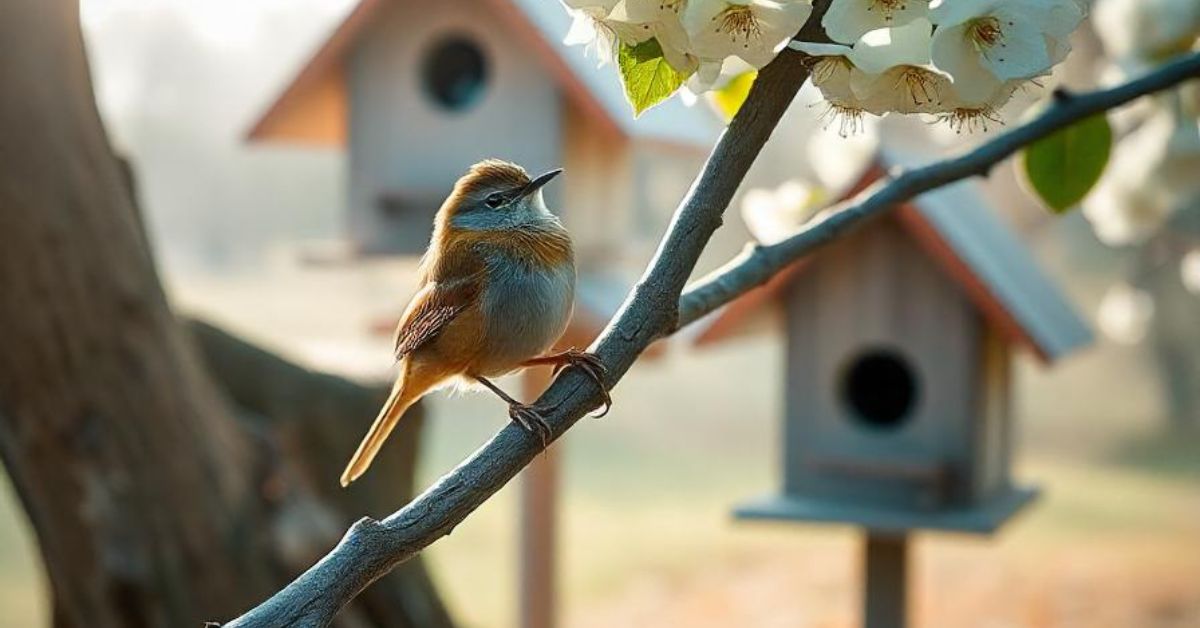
509;403;551;447
551;349;611;418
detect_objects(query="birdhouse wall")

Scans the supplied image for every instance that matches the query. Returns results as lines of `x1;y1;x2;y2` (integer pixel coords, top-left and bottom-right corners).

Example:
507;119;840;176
780;217;997;512
345;0;563;254
560;103;634;267
969;329;1014;500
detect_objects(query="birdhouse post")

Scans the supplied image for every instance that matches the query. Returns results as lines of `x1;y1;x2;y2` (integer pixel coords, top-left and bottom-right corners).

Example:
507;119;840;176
696;171;1092;628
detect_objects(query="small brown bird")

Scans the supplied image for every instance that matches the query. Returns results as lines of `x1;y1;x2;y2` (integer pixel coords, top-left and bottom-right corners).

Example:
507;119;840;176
341;160;609;486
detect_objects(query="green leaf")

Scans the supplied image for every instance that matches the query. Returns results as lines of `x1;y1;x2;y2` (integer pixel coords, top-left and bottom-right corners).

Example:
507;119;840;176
617;38;690;117
709;71;757;122
1018;113;1113;214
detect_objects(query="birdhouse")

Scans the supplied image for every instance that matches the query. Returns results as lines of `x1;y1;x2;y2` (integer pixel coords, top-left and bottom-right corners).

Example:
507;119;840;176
696;161;1093;535
244;0;720;261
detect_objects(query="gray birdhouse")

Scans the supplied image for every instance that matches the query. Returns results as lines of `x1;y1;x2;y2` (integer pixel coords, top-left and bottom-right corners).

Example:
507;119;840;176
696;164;1093;535
244;0;720;259
695;160;1093;626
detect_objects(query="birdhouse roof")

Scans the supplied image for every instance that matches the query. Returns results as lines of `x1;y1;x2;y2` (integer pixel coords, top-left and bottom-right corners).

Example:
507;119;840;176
245;0;722;149
694;150;1093;364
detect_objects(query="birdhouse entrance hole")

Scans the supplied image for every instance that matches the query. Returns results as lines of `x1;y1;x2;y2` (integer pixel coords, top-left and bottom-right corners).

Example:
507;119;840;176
421;35;488;112
840;349;918;429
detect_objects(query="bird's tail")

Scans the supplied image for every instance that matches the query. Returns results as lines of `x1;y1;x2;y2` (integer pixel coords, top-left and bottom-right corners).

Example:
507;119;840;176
340;375;422;487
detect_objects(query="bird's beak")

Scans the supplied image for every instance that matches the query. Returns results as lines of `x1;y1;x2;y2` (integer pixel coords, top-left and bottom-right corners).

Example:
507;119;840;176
519;168;563;198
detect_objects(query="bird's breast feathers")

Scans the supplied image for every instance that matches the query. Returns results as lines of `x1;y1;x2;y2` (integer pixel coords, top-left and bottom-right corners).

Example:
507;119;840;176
416;223;575;376
477;227;575;373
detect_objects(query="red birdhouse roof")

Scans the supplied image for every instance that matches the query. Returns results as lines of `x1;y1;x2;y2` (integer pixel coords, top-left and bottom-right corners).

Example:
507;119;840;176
693;152;1093;364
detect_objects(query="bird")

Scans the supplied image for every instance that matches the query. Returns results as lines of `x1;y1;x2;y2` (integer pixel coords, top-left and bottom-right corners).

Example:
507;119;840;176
340;159;610;487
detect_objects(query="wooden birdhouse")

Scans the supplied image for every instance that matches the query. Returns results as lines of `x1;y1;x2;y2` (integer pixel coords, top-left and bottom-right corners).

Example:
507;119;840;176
244;0;720;261
696;164;1093;535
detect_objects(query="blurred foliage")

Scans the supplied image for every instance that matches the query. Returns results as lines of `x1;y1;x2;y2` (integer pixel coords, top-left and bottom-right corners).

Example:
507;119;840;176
709;71;756;122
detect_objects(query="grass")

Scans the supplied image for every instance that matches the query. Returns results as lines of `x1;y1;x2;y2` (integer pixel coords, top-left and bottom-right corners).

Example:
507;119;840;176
0;281;1196;627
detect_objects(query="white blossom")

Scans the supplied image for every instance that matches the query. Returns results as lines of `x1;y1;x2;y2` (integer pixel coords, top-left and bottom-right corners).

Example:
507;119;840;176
686;54;757;93
1093;0;1200;63
563;0;622;11
845;19;952;114
616;0;698;71
790;40;855;100
1182;81;1200;119
683;0;813;69
1182;249;1200;295
789;40;874;133
1097;283;1154;345
934;79;1021;133
741;179;829;244
623;0;688;24
1083;104;1200;245
563;0;652;64
929;0;1085;102
823;0;930;45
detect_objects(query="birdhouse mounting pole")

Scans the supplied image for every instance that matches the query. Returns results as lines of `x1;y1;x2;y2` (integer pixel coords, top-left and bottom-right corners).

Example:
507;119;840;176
864;531;909;628
520;367;559;628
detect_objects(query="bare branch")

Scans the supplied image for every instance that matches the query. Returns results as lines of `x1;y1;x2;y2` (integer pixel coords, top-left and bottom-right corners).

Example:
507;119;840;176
223;5;837;624
223;30;1200;628
677;52;1200;330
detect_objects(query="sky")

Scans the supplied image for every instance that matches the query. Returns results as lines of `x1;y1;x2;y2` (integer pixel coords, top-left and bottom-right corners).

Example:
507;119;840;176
79;0;358;274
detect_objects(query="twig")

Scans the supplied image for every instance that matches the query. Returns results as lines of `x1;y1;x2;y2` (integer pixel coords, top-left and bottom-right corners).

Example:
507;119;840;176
676;51;1200;330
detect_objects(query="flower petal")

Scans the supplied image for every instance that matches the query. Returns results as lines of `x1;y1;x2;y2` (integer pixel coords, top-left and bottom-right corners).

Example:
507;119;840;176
685;0;813;68
848;18;934;74
824;0;930;44
931;22;1006;101
978;16;1051;80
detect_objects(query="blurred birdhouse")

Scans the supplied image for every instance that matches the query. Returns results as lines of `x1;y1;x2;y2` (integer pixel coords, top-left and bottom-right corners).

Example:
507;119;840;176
696;154;1094;535
244;0;720;264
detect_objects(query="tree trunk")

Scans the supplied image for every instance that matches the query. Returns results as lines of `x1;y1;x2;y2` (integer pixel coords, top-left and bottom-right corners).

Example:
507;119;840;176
187;320;453;628
1141;200;1200;433
0;2;452;627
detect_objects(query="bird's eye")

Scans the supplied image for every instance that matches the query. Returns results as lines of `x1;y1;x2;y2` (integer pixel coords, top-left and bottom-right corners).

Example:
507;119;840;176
485;193;505;208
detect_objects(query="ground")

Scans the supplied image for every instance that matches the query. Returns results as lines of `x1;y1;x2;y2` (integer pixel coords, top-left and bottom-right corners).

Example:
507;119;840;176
0;255;1197;628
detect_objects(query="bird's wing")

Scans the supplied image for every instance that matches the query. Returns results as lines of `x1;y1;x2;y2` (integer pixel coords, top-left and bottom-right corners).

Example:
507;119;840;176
392;274;482;359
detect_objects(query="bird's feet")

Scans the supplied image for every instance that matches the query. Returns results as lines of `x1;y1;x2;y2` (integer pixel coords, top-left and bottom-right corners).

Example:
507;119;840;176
508;402;552;446
525;349;611;417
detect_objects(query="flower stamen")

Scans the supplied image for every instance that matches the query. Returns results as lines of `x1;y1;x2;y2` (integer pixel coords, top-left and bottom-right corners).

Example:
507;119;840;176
966;16;1004;53
868;0;909;21
812;56;852;85
660;0;685;14
712;5;763;48
937;106;1004;134
895;66;940;106
817;101;867;137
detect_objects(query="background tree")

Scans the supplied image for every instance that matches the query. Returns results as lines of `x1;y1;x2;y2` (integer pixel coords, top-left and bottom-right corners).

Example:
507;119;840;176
1086;0;1200;432
0;2;451;626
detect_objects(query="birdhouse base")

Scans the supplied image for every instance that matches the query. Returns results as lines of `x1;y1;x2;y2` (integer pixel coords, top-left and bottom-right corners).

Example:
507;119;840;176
733;485;1039;535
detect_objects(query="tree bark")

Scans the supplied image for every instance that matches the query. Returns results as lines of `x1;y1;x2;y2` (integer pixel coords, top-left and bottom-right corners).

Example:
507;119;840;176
187;320;453;628
0;2;452;627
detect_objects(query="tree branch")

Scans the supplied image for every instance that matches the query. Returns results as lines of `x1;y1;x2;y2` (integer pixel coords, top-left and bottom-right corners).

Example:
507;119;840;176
224;31;1199;628
224;5;834;624
676;51;1200;330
